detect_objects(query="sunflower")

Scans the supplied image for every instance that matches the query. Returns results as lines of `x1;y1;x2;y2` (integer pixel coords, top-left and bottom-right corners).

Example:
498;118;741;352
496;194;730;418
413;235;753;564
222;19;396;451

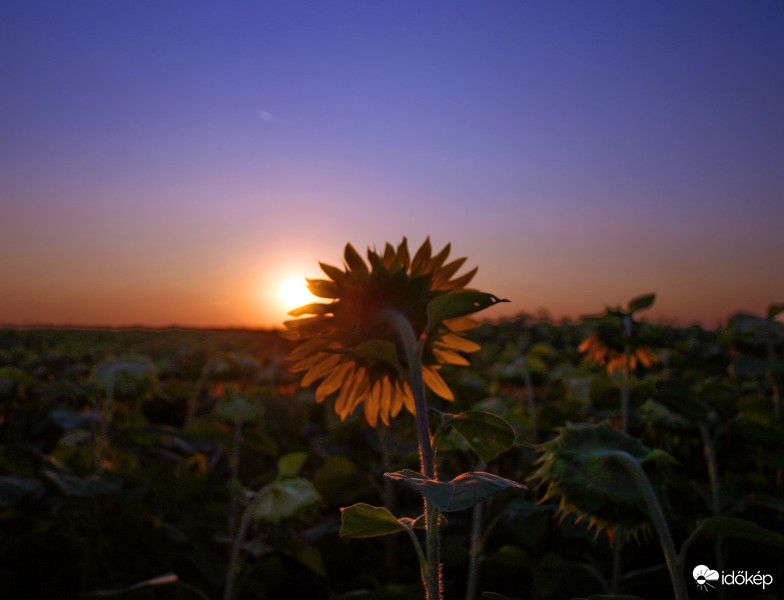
578;332;658;374
283;238;483;427
530;421;672;543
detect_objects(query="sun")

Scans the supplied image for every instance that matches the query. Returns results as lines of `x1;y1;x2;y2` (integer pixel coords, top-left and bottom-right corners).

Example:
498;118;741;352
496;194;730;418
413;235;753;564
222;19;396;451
278;277;317;312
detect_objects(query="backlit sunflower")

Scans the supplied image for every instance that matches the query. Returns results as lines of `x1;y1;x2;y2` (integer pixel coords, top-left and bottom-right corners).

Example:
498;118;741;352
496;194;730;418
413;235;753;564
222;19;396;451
579;329;658;374
283;238;483;427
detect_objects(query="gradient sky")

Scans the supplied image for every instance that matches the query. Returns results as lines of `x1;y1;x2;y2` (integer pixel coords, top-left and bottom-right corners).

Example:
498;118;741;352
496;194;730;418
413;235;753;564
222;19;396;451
2;1;783;329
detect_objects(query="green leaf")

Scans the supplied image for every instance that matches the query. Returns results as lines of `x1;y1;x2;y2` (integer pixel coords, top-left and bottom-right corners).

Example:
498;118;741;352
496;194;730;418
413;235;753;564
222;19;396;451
449;410;516;463
627;293;656;314
682;516;784;556
385;470;525;512
251;478;320;523
427;292;509;327
277;452;308;479
340;503;408;538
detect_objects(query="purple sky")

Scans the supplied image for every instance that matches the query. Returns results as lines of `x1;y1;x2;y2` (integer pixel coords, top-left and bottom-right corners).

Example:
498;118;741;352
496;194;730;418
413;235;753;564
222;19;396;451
2;1;783;328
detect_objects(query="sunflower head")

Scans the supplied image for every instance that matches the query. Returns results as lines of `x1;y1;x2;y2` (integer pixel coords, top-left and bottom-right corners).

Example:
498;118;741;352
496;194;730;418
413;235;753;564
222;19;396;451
578;317;658;375
283;238;491;427
578;331;658;374
530;421;672;543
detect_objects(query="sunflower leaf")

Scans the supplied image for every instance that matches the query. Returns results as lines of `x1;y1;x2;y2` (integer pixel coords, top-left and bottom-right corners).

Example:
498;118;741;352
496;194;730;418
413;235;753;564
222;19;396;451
679;516;784;568
627;293;656;314
449;410;516;463
339;503;408;538
385;469;525;512
250;478;321;524
277;452;308;479
427;291;509;330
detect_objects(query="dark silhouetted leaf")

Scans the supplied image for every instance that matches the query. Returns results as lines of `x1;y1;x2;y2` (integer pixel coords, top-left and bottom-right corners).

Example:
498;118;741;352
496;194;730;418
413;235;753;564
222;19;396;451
251;478;320;523
449;410;516;463
340;503;407;538
277;452;308;479
627;293;656;313
385;469;525;512
427;292;509;327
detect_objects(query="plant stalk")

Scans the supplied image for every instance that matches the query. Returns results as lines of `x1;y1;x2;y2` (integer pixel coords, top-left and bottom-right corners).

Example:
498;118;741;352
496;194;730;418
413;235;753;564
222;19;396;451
604;451;688;600
382;309;442;600
465;499;483;600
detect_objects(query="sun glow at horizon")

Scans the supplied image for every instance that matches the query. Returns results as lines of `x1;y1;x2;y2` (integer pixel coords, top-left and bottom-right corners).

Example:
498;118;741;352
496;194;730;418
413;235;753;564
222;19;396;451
277;277;318;313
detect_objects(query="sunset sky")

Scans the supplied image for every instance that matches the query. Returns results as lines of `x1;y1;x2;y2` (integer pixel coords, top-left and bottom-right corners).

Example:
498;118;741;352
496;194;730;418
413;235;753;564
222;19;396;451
2;1;783;329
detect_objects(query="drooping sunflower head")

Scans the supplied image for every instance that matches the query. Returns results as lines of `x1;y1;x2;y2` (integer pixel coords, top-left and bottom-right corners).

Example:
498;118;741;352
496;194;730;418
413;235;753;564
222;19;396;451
578;319;658;375
283;237;484;427
530;421;673;543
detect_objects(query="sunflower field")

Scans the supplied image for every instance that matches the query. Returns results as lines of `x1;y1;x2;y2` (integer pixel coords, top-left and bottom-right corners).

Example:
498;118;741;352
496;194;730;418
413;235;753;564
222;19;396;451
2;304;784;599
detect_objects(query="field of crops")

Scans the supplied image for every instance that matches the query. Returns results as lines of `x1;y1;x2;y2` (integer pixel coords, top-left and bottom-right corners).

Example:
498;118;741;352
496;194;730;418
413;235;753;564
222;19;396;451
1;309;783;600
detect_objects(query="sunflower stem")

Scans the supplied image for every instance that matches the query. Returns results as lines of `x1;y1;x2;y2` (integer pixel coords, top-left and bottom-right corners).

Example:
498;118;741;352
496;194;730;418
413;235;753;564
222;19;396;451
380;308;442;600
599;450;688;600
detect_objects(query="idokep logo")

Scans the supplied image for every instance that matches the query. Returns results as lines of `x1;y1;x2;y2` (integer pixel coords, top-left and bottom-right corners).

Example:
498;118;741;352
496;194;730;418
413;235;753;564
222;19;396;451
692;564;774;592
693;565;719;591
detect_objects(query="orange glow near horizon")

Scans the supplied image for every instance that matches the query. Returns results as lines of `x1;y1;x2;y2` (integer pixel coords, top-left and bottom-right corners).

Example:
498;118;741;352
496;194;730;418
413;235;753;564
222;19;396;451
278;277;318;314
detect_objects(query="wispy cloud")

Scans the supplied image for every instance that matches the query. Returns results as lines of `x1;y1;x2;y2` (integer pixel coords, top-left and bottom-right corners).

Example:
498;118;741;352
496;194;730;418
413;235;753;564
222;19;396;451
257;109;277;122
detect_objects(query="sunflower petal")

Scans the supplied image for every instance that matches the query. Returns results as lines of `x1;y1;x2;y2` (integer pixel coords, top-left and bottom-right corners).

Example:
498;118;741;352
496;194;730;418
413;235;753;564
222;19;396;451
283;316;331;339
432;257;467;289
301;353;342;387
286;336;332;362
344;243;369;276
437;333;478;354
397;238;410;270
344;376;369;419
441;266;478;291
426;243;451;274
335;367;362;419
306;278;339;298
364;381;381;427
289;351;329;373
320;261;346;283
315;361;353;403
422;366;454;401
288;302;333;317
390;385;404;418
433;348;470;366
379;378;393;426
383;243;396;268
443;317;478;332
411;237;432;273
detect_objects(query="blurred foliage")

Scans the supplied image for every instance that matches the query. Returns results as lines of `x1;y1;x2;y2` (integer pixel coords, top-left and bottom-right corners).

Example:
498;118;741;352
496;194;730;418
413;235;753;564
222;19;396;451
1;315;783;599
